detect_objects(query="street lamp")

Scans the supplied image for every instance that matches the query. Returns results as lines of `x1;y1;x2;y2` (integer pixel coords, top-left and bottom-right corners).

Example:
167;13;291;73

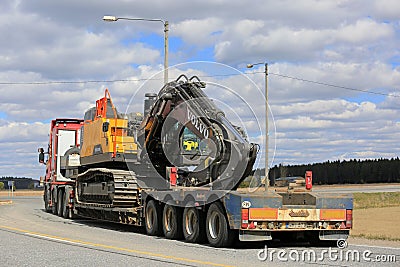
247;62;269;190
103;15;169;85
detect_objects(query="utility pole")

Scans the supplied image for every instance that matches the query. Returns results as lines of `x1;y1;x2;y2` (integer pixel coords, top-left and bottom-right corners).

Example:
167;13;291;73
247;62;269;191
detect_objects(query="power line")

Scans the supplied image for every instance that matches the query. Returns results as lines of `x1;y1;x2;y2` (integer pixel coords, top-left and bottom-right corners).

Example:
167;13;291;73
0;78;154;85
267;72;398;97
0;71;398;98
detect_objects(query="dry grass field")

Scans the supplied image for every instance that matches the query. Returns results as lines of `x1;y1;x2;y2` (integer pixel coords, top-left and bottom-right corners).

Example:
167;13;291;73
0;189;43;197
352;192;400;241
352;206;400;240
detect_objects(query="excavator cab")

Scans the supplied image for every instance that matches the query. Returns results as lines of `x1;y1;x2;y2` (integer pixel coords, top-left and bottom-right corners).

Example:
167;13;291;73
182;128;199;152
79;89;138;167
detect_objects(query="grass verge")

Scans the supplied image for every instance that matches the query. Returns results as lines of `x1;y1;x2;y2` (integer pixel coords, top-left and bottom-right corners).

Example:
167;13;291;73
351;233;400;242
353;192;400;209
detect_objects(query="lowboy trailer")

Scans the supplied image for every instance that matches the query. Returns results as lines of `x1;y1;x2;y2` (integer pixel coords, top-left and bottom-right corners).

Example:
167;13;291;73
39;76;352;247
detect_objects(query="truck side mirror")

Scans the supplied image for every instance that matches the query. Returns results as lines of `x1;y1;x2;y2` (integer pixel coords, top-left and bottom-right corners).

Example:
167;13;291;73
102;121;109;132
38;148;45;164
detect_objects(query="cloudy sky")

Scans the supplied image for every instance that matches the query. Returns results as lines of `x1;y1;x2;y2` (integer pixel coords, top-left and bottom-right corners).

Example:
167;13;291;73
0;0;399;178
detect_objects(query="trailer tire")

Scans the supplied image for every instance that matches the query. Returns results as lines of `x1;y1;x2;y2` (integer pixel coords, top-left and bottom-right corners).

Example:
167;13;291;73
44;196;50;212
62;191;69;219
183;206;205;243
44;190;51;212
51;191;58;215
145;200;162;236
57;190;64;217
162;204;182;239
206;202;235;247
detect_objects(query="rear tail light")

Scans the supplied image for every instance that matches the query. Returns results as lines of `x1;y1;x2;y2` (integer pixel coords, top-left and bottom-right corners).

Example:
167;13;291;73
241;209;249;229
305;171;312;190
346;209;352;228
69;190;75;205
169;167;177;186
248;221;256;229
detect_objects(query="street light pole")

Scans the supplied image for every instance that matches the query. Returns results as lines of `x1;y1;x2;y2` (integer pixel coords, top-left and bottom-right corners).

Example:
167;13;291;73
103;15;169;84
163;21;169;85
247;62;268;191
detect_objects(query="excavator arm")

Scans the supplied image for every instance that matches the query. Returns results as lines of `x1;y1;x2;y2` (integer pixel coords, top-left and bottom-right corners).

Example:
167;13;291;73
139;75;259;190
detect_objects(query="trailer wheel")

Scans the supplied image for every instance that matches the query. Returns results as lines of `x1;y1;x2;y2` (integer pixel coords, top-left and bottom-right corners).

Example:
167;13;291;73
44;188;51;212
44;195;50;212
62;191;69;219
57;190;64;217
51;191;58;215
183;207;205;243
163;204;182;239
206;202;235;247
145;200;162;236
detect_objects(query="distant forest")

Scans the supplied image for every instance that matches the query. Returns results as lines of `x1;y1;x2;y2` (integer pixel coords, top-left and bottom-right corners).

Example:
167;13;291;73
0;177;39;189
266;158;400;185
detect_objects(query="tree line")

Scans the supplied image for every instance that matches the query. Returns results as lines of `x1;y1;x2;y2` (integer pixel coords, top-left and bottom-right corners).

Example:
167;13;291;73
267;157;400;185
0;177;40;189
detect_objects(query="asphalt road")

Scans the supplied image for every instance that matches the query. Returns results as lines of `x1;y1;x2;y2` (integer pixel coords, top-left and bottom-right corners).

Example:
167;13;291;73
0;196;399;266
312;184;400;193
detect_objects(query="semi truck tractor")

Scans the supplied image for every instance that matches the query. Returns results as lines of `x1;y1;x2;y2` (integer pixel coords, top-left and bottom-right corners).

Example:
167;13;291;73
39;75;353;247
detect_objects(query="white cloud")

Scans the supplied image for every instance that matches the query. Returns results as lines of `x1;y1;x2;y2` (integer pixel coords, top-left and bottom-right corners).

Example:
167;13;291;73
372;0;400;20
268;97;400;166
336;19;394;44
0;0;399;178
0;122;48;142
0;7;160;80
214;17;397;64
173;18;224;46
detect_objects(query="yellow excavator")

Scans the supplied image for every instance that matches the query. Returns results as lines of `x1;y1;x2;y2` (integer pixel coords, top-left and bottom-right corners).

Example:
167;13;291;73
80;89;138;164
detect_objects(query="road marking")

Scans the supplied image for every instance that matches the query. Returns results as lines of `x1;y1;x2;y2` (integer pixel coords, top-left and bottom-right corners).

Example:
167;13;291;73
0;224;234;267
25;233;85;245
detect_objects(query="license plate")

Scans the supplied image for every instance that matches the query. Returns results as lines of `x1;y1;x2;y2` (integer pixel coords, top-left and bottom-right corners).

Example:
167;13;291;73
288;222;307;229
